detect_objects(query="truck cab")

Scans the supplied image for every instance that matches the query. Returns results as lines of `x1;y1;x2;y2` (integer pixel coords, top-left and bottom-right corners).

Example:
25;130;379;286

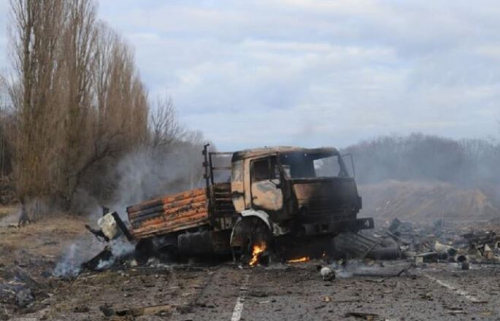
227;147;373;259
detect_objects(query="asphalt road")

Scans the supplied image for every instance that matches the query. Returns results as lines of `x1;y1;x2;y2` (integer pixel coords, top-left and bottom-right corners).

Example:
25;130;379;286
169;261;500;321
8;260;500;321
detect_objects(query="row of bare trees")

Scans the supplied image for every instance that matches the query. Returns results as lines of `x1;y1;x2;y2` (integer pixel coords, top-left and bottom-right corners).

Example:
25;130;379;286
0;0;200;215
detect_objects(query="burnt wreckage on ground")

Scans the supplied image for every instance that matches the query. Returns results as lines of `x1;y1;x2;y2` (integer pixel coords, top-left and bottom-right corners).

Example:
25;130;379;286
89;145;373;265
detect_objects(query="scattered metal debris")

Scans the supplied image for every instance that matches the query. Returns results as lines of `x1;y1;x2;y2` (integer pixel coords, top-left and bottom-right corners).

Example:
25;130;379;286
318;266;335;281
100;303;174;317
335;218;500;267
345;311;381;320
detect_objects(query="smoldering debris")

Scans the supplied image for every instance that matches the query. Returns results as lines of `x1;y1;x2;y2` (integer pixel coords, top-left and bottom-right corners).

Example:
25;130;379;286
334;231;401;261
81;246;114;271
82;240;136;272
53;237;135;277
53;243;83;278
324;259;415;281
316;218;500;286
334;218;500;267
51;141;208;278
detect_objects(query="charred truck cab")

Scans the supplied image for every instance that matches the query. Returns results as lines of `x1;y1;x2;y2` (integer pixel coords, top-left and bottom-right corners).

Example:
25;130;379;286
117;145;373;264
229;147;373;260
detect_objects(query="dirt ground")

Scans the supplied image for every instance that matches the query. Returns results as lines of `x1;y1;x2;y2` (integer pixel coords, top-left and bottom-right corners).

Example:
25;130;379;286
2;208;500;321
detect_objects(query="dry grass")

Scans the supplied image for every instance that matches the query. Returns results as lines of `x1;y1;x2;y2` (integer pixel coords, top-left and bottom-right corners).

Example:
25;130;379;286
0;213;87;264
0;205;16;218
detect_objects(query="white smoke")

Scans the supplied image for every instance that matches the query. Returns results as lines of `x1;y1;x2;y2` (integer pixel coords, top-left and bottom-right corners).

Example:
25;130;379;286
53;243;83;278
53;235;136;277
53;137;207;277
106;141;206;217
110;238;135;257
94;239;136;270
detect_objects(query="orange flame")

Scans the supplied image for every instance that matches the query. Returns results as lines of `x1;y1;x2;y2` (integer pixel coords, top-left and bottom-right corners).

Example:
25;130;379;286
287;256;310;263
249;242;267;266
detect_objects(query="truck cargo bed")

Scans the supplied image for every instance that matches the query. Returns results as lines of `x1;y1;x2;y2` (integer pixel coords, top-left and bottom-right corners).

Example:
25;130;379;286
127;183;235;239
127;188;210;239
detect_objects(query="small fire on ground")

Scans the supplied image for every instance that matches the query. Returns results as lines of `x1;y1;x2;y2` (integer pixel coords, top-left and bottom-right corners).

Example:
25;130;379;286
249;242;267;266
287;257;310;263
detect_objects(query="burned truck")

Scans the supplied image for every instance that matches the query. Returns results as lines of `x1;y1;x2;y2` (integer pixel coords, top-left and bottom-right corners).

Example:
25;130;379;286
110;145;373;264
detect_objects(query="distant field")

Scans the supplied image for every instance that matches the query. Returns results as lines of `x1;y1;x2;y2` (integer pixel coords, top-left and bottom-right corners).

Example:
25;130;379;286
359;180;500;222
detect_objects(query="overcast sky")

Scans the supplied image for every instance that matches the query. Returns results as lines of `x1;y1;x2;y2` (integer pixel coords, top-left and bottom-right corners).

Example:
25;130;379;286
1;0;500;151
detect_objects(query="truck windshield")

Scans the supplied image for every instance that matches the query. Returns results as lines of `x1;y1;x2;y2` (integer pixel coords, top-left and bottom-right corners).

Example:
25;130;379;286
279;153;349;179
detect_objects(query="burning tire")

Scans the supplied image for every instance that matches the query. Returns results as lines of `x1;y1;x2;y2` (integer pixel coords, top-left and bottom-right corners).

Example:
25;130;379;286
275;234;336;262
231;216;273;266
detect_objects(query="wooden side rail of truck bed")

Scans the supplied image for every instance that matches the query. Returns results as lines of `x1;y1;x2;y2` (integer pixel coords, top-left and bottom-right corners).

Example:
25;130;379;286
126;183;236;240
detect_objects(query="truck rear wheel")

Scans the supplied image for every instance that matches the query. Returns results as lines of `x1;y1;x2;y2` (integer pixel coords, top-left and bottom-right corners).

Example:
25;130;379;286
135;238;155;265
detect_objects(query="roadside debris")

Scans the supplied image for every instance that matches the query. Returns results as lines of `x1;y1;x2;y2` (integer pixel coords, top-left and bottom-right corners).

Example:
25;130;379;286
0;267;47;312
15;288;33;308
334;231;401;261
335;218;500;267
345;311;381;320
317;265;335;281
81;246;114;271
100;303;174;317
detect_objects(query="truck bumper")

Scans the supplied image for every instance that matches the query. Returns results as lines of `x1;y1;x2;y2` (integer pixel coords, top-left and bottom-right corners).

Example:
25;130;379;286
301;217;374;236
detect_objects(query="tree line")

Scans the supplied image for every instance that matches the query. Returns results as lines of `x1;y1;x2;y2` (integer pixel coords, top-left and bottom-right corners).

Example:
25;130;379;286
343;133;500;186
0;0;204;217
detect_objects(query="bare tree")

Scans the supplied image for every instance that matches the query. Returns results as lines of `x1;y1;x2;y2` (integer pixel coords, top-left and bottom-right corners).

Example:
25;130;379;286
53;0;98;206
6;0;152;214
0;86;12;177
8;0;67;207
149;95;185;149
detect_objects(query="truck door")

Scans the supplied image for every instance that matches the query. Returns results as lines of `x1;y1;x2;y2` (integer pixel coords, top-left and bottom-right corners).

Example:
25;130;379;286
250;157;283;212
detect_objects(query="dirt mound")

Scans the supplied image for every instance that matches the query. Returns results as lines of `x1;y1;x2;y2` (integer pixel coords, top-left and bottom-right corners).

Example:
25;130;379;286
359;180;500;223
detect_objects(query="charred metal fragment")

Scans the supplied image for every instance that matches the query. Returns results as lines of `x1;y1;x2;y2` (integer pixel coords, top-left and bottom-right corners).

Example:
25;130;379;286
111;212;134;241
85;224;109;242
81;246;113;271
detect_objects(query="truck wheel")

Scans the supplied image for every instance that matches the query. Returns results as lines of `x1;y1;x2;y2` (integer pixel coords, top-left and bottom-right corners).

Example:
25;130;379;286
232;216;273;265
153;235;179;262
135;238;154;265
